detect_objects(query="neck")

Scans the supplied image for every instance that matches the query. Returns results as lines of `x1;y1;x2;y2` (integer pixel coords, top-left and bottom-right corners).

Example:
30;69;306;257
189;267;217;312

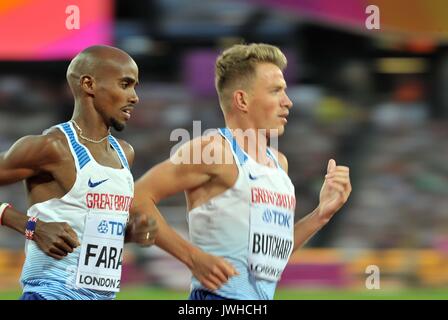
225;116;269;165
72;102;110;140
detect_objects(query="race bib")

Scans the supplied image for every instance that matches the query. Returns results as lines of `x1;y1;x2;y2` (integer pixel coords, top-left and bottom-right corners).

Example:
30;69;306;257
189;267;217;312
248;206;294;282
76;212;127;292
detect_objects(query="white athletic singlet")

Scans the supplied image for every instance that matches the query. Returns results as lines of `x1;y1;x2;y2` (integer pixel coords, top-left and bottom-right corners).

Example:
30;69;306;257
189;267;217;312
188;128;296;300
21;121;134;300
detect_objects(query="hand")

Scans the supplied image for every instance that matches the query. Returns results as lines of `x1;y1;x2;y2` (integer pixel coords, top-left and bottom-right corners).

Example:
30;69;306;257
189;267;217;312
33;220;80;260
190;248;239;291
125;212;158;247
317;159;352;224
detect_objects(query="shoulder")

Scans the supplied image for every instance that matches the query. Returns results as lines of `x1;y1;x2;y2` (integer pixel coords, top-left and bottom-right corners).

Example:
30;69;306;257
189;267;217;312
42;127;69;145
191;131;226;150
21;128;68;156
269;147;288;173
4;128;70;168
171;130;230;165
116;139;135;167
169;130;234;176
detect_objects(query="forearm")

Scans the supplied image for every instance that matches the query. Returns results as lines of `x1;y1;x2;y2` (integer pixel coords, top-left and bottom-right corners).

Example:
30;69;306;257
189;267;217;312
135;199;200;270
1;206;27;234
155;214;201;270
293;206;327;252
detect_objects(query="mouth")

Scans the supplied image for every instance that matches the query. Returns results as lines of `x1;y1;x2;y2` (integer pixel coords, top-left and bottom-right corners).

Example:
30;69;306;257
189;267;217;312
278;114;289;124
121;106;134;120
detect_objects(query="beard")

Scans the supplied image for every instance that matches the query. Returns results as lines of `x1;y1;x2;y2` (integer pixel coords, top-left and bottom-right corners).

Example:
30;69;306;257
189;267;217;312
110;118;125;132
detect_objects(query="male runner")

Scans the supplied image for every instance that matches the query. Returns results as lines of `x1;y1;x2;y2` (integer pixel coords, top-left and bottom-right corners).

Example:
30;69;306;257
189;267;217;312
133;43;352;300
0;45;156;300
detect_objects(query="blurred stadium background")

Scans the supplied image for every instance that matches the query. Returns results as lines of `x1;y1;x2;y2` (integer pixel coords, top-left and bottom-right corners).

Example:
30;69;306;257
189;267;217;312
1;0;448;300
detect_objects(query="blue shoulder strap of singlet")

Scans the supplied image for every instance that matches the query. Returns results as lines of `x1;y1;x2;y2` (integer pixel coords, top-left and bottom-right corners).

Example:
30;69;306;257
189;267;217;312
218;128;248;166
266;148;281;170
108;135;130;170
57;122;91;170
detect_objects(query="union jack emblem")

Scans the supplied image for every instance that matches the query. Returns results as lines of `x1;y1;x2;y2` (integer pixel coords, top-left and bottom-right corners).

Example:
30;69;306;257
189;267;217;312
25;229;35;240
25;216;38;240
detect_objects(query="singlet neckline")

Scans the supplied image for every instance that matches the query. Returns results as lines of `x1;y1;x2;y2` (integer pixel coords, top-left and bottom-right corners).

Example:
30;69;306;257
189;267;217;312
220;127;280;170
65;122;128;172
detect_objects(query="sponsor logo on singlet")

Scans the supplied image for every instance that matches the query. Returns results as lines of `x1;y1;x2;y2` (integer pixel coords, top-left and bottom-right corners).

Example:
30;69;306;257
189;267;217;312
262;209;291;228
86;193;133;212
88;178;109;188
251;187;296;211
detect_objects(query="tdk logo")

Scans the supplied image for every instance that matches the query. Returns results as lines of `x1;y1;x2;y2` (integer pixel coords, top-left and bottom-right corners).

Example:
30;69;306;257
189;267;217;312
97;220;125;236
97;220;109;234
262;209;291;228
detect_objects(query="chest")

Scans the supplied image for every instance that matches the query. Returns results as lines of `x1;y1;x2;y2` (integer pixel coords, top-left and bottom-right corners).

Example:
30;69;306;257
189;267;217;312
27;144;128;204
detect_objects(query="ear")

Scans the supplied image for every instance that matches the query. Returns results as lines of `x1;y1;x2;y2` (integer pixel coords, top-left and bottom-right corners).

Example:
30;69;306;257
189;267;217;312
80;75;95;96
233;90;249;113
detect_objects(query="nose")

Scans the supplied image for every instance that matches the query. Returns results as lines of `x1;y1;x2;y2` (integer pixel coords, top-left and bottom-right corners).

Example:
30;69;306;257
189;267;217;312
129;90;139;105
283;92;293;109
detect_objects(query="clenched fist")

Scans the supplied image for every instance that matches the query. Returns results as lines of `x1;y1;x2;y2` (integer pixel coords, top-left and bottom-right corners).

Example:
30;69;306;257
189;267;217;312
317;159;352;224
34;220;80;260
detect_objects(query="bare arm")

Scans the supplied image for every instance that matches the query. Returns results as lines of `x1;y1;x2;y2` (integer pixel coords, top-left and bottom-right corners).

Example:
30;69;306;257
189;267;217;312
133;137;238;290
273;151;351;252
0;135;57;185
134;157;211;266
0;134;80;258
293;207;327;251
2;205;80;259
292;159;352;252
0;135;59;234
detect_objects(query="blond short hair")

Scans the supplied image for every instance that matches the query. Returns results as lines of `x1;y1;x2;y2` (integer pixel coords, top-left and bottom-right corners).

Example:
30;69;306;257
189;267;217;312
215;43;287;110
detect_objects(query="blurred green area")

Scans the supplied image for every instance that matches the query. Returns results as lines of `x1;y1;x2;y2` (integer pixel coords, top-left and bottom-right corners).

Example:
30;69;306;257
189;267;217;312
1;287;447;300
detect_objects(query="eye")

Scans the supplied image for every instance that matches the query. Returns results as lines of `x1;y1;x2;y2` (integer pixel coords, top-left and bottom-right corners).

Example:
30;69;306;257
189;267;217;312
121;82;129;89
